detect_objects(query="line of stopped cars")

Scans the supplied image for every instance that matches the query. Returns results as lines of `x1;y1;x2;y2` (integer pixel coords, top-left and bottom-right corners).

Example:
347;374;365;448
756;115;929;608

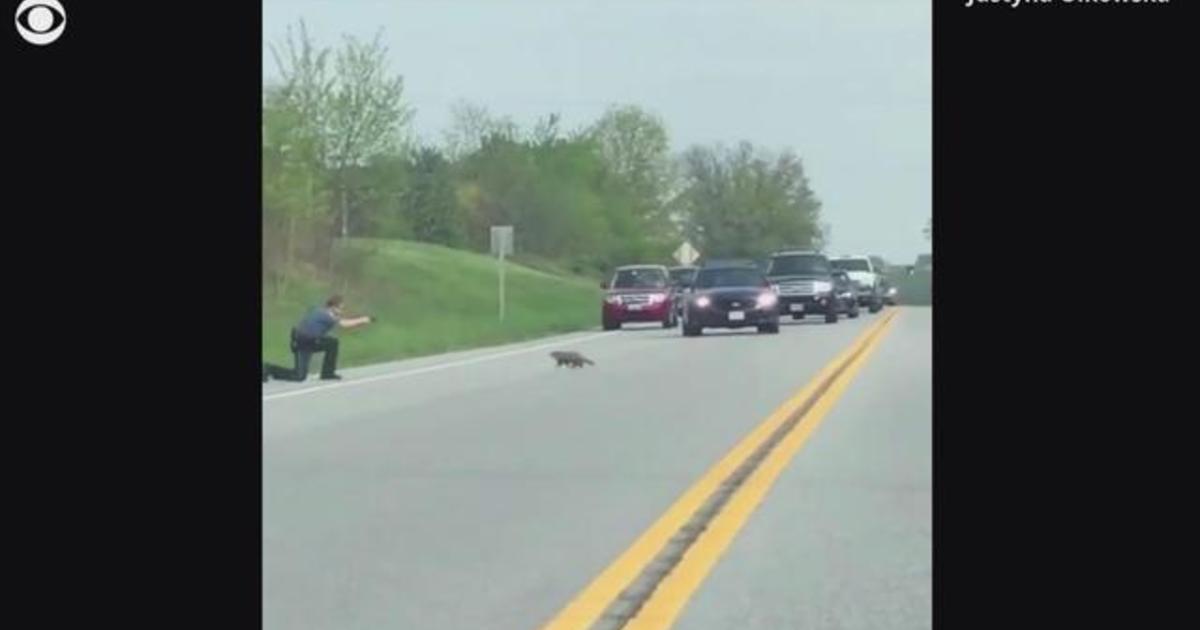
600;252;897;336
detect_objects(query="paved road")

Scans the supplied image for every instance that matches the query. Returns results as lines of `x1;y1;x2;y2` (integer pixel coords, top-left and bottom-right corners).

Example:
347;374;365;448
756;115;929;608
263;307;930;629
674;309;931;630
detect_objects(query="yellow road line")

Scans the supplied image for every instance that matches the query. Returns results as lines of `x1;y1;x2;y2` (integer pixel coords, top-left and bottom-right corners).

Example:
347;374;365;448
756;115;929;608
625;311;898;629
538;310;899;630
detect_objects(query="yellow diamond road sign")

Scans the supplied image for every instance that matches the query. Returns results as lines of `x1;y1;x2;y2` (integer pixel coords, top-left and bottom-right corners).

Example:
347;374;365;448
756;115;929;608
673;241;699;265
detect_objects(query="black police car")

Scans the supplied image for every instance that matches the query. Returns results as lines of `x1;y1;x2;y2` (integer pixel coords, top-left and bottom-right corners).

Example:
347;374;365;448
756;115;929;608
765;250;841;324
681;264;781;336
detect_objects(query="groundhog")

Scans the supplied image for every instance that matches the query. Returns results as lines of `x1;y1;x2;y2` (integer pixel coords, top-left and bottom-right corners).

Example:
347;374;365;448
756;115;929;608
550;350;594;368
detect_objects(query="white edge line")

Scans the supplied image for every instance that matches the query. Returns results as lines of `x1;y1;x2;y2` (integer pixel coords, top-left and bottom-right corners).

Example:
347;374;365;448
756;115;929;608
262;331;611;402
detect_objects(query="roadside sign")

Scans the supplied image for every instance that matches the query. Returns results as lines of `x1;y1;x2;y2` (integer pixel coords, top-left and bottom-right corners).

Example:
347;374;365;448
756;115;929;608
490;226;513;256
673;241;699;266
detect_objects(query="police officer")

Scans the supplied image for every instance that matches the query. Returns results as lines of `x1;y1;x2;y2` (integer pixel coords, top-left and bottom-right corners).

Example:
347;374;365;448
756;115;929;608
263;294;373;382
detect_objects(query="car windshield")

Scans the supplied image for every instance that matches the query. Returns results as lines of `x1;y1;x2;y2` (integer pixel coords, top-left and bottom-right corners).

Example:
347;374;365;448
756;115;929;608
831;259;870;272
694;268;767;289
612;268;668;289
768;255;830;276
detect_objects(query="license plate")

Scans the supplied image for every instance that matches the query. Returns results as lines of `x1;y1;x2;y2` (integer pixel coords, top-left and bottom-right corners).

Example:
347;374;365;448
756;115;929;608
627;304;643;311
789;303;804;312
728;311;745;321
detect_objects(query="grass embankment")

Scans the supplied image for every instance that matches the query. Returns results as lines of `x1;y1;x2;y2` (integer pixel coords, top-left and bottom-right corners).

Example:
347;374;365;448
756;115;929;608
263;239;602;369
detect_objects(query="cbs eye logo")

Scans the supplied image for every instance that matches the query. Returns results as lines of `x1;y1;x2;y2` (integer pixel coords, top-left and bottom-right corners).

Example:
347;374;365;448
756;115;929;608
15;0;66;45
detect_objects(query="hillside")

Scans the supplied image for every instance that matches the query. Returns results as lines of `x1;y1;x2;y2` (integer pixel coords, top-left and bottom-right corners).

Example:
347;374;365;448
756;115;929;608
263;239;602;370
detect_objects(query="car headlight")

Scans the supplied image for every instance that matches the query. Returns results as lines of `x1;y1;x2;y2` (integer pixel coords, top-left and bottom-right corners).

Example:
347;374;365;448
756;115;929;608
604;295;622;305
840;291;853;299
756;292;777;308
813;281;832;293
887;287;898;296
647;293;667;304
695;296;711;308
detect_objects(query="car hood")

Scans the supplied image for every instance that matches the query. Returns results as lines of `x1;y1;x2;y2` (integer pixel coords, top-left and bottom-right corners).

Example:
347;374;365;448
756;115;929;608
766;273;832;282
693;287;771;300
606;287;670;295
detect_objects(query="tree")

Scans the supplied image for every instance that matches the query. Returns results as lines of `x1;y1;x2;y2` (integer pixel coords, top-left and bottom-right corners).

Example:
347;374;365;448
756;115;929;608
348;153;412;240
401;146;464;247
588;105;672;199
263;85;330;289
530;112;562;147
269;21;414;251
442;100;517;161
675;142;822;259
587;105;675;251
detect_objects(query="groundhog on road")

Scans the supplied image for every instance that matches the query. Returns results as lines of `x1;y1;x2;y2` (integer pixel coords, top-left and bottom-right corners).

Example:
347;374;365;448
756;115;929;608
549;350;594;368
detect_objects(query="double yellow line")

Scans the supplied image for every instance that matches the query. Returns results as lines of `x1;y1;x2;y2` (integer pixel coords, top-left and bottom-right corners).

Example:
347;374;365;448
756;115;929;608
540;309;900;630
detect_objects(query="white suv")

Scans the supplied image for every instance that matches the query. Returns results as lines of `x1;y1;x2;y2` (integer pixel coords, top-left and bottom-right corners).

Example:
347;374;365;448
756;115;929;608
830;255;884;313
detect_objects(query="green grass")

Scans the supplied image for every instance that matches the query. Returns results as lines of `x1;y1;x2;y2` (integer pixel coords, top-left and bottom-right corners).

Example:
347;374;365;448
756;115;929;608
263;239;603;369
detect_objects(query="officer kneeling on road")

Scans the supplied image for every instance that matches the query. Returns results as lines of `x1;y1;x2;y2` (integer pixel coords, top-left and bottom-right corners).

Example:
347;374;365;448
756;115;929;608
263;294;373;383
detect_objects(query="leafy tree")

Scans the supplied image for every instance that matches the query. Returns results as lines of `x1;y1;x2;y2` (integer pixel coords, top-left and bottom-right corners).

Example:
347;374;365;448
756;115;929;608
269;20;413;253
675;142;822;259
261;25;827;289
401;147;464;247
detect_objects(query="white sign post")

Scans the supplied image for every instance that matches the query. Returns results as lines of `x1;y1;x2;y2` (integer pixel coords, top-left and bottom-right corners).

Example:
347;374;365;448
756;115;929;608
490;226;514;321
673;241;700;266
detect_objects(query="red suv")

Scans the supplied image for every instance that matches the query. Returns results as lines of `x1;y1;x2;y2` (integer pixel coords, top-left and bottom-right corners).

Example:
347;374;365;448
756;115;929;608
601;265;678;330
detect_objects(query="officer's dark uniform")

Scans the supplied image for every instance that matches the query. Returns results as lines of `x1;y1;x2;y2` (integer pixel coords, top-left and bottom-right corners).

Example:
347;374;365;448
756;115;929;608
262;306;341;382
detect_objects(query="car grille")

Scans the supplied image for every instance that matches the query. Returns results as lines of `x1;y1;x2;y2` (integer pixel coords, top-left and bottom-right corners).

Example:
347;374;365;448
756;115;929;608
716;296;754;310
776;281;815;296
621;294;652;306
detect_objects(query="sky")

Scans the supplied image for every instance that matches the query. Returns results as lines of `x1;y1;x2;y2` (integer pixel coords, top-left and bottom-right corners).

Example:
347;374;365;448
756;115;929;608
263;0;931;264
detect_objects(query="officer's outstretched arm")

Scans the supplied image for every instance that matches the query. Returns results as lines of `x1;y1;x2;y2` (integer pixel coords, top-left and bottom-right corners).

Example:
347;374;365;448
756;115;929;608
338;316;373;329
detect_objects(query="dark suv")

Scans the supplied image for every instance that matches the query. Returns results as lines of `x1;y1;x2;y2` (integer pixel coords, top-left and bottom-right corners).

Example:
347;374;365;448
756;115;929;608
601;265;677;330
765;251;841;324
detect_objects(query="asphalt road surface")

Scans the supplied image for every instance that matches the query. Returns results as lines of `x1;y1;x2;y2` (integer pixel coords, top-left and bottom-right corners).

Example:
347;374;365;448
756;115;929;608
263;307;931;630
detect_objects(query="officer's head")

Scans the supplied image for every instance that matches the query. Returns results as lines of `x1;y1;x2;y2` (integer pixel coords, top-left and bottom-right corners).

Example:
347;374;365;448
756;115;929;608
326;294;344;316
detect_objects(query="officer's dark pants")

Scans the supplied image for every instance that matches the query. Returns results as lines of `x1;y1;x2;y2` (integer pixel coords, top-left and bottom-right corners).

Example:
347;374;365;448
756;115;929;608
263;330;339;382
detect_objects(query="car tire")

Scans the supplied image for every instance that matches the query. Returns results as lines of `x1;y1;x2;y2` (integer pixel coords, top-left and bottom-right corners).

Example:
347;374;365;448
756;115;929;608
603;319;621;331
758;323;780;334
868;298;882;314
825;309;839;324
791;313;805;320
848;303;860;319
683;322;702;337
